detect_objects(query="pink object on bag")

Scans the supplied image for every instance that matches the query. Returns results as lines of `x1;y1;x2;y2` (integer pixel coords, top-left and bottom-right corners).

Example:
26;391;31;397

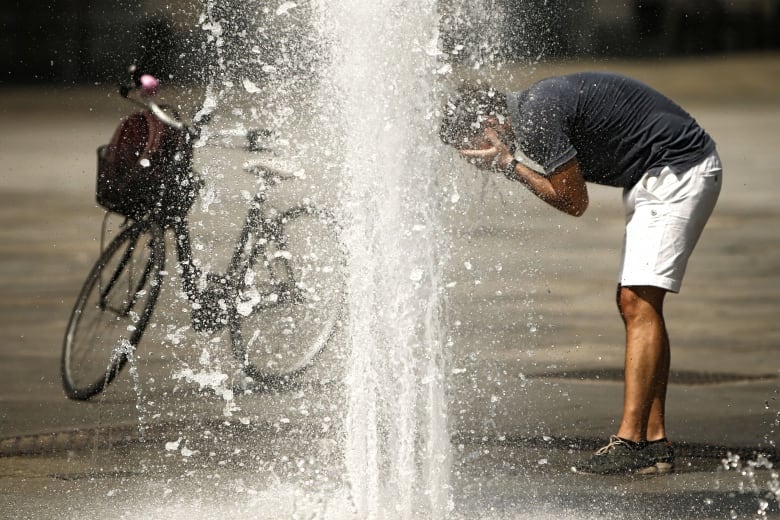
140;74;159;96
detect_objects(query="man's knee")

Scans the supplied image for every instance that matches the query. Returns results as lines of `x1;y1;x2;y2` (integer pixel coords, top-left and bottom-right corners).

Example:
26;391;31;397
618;285;666;323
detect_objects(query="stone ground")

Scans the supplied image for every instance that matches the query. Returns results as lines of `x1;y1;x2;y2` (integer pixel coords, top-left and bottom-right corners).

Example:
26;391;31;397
0;53;778;519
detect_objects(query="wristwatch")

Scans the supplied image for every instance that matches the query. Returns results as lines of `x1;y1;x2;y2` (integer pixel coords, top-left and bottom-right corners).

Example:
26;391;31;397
504;159;519;180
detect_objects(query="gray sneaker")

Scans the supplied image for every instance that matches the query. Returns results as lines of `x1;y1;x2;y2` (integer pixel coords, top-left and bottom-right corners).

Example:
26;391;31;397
572;436;660;475
645;438;675;474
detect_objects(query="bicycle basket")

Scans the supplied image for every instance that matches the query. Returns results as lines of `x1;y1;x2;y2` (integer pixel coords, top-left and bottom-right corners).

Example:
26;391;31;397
96;109;198;221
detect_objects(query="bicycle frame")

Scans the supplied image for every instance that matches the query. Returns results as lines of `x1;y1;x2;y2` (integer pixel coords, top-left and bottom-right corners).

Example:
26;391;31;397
114;71;290;333
167;185;304;335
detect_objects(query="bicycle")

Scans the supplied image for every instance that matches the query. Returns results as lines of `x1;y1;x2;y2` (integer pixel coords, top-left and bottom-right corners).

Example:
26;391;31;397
61;70;345;401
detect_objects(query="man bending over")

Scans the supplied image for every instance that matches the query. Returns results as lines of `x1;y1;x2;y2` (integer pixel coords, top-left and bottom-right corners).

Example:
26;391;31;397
440;72;722;475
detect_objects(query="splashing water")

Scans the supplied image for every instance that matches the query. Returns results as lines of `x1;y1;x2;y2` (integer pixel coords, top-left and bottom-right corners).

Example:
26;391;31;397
146;0;454;516
317;1;453;517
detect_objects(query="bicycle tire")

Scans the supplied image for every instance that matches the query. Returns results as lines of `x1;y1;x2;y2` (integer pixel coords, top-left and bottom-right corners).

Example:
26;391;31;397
61;221;165;400
230;205;345;386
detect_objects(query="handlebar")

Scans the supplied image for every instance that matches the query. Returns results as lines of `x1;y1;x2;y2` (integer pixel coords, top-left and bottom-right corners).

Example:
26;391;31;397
119;66;194;136
118;65;272;152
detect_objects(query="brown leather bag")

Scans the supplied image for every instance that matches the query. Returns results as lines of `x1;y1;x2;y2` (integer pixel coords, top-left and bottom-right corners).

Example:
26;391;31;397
96;109;197;222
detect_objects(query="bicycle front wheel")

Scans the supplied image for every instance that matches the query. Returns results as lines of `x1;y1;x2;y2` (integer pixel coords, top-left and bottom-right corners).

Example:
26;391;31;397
61;221;165;400
231;206;345;386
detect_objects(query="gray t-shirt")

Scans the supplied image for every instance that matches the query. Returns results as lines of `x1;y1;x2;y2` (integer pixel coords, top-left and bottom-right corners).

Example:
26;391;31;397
506;72;716;188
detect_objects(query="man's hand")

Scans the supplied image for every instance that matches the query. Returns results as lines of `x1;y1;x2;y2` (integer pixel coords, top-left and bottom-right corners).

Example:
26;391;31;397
454;121;589;217
457;127;514;172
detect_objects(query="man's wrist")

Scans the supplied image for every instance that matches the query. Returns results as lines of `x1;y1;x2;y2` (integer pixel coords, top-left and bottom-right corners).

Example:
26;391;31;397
503;158;519;180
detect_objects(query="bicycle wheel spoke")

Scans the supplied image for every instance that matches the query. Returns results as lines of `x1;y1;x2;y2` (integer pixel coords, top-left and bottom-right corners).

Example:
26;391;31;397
231;207;344;384
61;223;165;400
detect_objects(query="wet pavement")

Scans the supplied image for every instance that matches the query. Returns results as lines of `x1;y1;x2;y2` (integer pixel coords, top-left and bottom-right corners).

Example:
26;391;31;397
1;55;779;519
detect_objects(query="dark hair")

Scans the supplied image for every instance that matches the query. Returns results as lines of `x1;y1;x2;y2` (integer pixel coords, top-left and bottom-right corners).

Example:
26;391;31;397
439;85;509;147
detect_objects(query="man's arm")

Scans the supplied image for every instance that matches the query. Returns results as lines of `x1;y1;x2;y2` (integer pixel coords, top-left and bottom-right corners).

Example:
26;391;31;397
458;127;589;217
506;157;589;217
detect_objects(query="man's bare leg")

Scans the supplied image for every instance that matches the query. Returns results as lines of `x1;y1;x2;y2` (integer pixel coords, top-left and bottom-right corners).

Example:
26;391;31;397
615;285;670;443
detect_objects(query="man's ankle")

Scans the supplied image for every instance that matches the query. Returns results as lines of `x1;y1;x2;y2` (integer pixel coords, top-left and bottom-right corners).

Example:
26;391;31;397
647;437;669;444
616;436;647;449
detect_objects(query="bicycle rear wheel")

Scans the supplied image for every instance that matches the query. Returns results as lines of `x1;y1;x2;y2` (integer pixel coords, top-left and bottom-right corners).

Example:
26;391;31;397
230;206;344;386
61;221;165;400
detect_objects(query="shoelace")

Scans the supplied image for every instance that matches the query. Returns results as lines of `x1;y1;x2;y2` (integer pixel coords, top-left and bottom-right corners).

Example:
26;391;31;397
595;435;632;455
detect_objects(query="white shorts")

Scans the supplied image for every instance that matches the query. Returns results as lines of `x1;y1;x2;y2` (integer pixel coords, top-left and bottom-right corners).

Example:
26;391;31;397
619;152;722;293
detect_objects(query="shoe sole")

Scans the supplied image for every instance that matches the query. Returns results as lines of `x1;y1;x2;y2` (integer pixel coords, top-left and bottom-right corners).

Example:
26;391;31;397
635;462;674;475
572;462;674;476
